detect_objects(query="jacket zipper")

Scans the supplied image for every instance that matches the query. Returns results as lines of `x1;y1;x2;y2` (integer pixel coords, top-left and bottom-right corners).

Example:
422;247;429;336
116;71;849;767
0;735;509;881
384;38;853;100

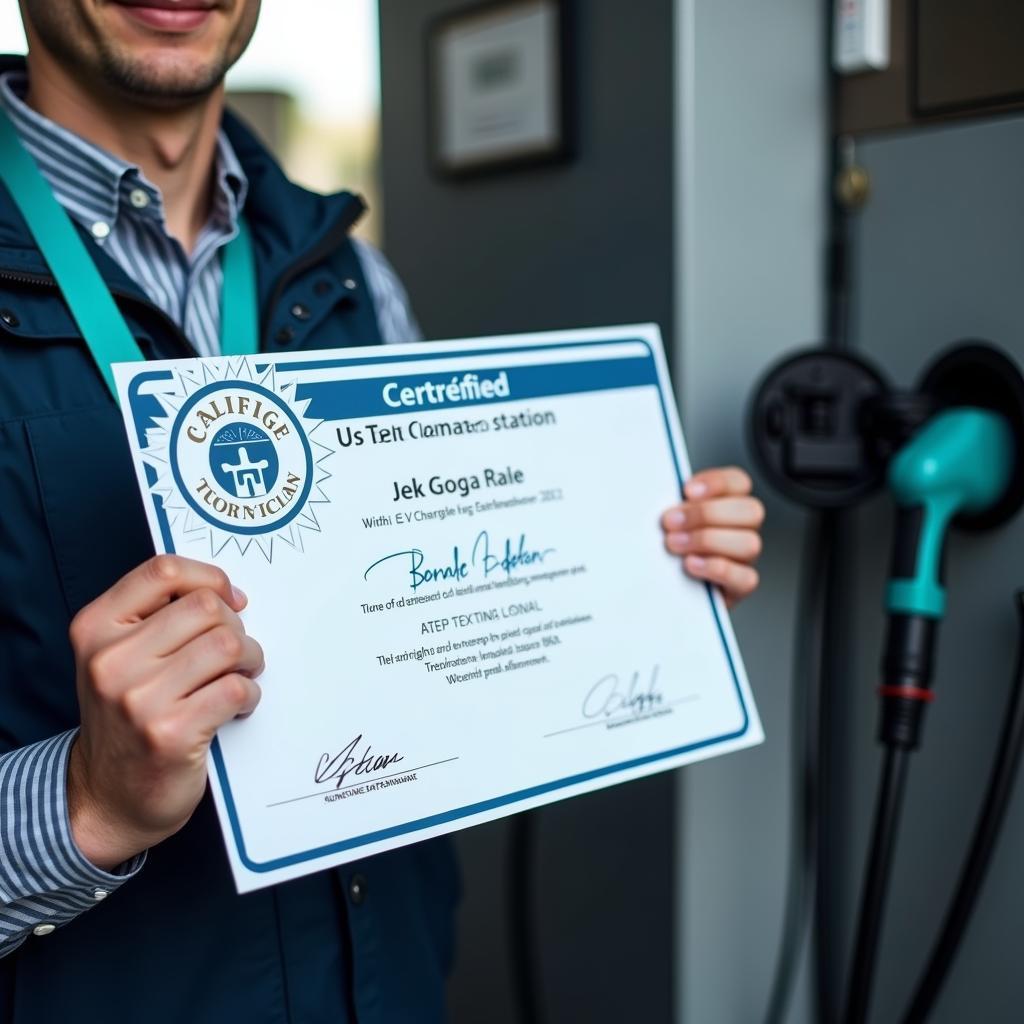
0;267;195;356
0;268;53;288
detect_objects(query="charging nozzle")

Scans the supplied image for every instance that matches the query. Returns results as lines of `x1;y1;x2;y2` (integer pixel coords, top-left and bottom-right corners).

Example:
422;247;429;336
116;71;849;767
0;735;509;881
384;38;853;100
886;408;1014;619
880;408;1014;749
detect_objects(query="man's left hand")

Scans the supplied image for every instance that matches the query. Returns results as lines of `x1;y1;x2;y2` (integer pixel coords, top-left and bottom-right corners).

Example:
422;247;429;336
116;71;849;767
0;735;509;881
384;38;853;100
661;466;765;608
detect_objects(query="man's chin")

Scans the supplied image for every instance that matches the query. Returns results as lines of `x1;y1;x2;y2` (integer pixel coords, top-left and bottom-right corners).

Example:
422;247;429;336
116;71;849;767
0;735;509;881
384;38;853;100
98;52;226;103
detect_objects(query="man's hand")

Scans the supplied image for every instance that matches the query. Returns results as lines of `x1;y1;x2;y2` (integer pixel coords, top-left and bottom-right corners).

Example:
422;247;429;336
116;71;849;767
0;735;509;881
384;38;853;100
66;555;264;871
661;466;765;607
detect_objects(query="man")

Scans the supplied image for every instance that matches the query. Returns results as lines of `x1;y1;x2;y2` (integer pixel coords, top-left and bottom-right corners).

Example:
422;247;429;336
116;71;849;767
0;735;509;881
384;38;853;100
0;2;765;1021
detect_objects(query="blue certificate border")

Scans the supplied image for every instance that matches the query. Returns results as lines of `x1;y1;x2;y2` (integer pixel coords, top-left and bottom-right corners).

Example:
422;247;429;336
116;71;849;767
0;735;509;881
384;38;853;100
128;335;751;874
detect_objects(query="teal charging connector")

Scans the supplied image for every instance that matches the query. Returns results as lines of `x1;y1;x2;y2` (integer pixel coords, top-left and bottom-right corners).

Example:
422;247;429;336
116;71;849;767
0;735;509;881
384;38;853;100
886;408;1014;619
880;406;1014;751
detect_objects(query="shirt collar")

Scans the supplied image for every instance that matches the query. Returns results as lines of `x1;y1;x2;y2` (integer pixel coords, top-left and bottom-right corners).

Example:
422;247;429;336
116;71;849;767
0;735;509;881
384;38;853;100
0;70;248;244
212;130;248;233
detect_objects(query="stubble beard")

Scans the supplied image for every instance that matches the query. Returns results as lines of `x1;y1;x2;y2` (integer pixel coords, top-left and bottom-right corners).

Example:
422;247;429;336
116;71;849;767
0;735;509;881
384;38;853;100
93;43;231;103
24;2;240;107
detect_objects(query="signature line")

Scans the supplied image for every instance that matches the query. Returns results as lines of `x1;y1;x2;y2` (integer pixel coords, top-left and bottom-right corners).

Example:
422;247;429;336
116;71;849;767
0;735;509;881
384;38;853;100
543;696;700;739
266;756;461;808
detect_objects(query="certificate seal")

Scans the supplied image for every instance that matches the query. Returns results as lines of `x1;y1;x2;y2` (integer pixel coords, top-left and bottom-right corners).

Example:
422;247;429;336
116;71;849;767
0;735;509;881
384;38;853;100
142;359;332;559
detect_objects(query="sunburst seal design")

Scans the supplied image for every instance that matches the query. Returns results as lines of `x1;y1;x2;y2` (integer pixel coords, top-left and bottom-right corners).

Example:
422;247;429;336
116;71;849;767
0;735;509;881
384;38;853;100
140;357;333;562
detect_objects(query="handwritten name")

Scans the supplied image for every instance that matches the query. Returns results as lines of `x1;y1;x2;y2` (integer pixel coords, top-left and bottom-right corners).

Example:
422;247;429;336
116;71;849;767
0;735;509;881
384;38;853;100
364;530;555;591
314;735;405;790
582;666;665;720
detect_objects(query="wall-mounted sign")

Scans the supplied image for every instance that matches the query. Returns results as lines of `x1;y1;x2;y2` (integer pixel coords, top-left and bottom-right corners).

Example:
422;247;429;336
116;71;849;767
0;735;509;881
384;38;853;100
428;0;572;177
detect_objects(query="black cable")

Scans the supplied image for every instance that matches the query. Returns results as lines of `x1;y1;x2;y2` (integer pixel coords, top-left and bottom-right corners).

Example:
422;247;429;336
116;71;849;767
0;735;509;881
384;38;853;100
842;746;912;1024
508;811;544;1024
826;170;852;355
815;508;854;1024
816;0;857;1008
762;513;829;1024
901;591;1024;1023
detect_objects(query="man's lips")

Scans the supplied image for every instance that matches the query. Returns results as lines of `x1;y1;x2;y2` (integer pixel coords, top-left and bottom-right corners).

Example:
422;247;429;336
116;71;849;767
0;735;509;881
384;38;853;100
114;0;218;9
110;0;219;32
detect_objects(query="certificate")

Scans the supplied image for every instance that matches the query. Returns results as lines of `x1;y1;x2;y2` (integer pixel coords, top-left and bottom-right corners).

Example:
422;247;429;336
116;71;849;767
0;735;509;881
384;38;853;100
115;324;763;893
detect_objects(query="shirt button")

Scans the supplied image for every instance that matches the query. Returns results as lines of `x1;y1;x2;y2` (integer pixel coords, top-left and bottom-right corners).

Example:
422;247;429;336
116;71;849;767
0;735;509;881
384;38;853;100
92;888;109;901
275;326;296;345
129;188;150;209
33;924;56;937
290;302;311;321
348;874;367;906
343;278;358;291
0;308;19;328
91;221;111;240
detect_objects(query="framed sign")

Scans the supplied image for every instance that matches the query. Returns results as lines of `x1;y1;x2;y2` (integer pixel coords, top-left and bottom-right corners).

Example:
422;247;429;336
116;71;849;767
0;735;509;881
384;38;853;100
427;0;572;177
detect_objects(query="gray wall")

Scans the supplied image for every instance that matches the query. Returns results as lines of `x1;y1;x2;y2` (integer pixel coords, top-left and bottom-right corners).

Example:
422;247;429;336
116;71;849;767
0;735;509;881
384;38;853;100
379;0;675;350
673;0;826;1021
379;3;678;1022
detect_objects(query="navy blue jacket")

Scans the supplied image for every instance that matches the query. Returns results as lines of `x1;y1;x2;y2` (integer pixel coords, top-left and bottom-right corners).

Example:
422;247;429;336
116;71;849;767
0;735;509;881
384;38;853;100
0;59;458;1024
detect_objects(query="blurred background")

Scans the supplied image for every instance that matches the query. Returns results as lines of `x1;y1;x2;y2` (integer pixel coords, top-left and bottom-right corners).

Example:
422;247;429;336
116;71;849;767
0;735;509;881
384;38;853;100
5;1;1024;1022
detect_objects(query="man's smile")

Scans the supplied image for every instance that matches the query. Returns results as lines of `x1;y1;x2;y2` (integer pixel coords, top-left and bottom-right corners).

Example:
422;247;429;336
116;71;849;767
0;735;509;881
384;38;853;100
108;0;220;35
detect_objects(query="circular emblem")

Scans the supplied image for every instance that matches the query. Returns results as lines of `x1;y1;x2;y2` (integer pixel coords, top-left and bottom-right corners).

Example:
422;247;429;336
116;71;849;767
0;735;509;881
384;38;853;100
170;381;314;535
209;423;280;498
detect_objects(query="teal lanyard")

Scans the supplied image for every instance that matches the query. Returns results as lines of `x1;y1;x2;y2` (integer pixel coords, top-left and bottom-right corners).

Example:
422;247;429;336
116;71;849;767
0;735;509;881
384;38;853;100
0;111;258;402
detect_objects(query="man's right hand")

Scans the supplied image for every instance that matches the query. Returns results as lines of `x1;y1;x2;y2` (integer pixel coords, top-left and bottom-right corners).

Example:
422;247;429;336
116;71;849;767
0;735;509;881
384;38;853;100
66;555;264;871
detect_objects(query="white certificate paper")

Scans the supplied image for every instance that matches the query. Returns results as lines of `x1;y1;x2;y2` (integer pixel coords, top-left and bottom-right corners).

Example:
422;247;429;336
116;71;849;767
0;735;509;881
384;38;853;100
114;324;763;893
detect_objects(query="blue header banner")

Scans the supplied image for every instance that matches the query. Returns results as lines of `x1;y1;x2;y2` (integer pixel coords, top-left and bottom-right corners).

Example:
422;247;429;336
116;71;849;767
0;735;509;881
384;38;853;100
294;356;657;421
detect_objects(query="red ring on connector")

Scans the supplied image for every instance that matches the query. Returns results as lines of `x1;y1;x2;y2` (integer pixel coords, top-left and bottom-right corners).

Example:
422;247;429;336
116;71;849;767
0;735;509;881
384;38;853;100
877;685;935;703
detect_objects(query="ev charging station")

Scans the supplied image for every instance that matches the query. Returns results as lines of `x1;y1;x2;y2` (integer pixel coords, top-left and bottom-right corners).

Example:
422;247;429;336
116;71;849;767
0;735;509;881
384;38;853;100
675;2;1024;1021
751;341;1024;1023
739;3;1024;1020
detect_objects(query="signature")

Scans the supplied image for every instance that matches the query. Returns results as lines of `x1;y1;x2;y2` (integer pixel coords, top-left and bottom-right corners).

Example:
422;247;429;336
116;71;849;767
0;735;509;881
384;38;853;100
314;735;405;790
363;530;555;591
582;665;665;720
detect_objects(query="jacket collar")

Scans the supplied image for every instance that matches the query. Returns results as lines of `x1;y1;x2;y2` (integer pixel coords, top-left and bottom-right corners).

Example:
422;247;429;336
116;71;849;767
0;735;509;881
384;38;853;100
0;53;366;310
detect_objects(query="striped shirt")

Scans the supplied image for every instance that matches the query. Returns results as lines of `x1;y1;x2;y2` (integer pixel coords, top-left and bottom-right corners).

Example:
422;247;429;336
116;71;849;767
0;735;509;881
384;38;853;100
0;73;422;957
0;71;421;353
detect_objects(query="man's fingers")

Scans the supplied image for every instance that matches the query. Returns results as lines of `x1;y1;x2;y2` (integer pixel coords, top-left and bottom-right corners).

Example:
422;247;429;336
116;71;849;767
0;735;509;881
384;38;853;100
145;675;263;759
662;495;765;532
162;626;265;701
684;466;752;501
684;555;760;606
88;555;246;628
665;526;762;563
133;587;243;659
182;673;263;739
117;625;263;724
